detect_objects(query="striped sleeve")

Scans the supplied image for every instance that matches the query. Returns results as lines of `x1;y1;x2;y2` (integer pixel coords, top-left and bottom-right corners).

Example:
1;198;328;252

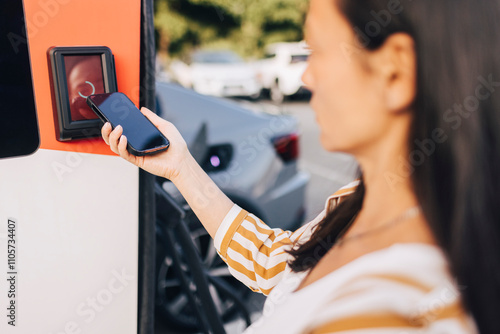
213;180;360;295
213;205;306;295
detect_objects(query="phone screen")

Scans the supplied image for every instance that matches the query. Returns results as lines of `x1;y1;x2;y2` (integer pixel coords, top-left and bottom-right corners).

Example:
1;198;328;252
88;92;169;155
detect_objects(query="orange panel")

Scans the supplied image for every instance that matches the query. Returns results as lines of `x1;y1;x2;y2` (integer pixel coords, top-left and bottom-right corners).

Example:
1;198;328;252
23;0;141;155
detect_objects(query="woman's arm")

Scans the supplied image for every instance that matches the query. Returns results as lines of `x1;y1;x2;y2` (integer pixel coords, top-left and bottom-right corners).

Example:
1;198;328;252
167;151;234;238
102;108;325;294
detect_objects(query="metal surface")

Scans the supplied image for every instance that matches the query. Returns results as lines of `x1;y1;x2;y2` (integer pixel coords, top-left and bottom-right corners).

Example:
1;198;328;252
138;0;157;332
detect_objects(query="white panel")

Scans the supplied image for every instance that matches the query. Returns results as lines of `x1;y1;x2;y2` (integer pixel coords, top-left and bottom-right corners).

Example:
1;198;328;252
0;149;139;333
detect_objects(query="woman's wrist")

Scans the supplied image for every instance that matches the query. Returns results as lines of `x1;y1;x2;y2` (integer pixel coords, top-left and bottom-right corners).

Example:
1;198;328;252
167;150;233;238
168;151;197;186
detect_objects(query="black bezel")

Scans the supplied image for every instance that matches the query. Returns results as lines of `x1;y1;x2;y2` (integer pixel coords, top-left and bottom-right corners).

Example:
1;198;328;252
48;46;117;141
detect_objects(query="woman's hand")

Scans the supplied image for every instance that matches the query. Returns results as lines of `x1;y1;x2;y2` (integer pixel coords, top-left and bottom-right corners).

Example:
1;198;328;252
102;106;234;238
103;106;234;237
101;107;190;182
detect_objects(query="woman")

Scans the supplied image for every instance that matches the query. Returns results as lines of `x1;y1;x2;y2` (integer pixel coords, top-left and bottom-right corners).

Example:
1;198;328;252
103;0;500;332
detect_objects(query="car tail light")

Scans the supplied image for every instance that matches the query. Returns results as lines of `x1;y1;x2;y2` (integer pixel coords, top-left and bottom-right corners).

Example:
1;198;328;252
272;133;299;162
290;55;309;64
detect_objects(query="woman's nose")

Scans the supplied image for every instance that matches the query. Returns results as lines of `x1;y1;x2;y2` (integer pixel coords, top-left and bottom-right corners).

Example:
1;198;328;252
301;64;314;91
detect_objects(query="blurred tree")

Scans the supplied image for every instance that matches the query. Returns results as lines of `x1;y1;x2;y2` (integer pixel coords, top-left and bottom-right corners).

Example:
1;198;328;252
154;0;308;60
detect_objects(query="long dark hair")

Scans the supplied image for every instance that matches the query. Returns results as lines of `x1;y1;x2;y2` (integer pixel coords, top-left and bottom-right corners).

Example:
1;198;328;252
288;1;500;333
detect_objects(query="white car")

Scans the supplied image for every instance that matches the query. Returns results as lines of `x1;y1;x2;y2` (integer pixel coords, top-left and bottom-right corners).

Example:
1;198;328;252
171;50;262;99
255;41;311;103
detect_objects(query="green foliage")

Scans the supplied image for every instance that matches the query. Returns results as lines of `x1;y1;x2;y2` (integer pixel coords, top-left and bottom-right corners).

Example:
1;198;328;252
155;0;308;59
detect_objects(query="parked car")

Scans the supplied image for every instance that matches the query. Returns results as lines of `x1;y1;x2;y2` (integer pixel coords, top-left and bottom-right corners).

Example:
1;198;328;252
255;41;311;103
170;50;262;99
154;82;309;330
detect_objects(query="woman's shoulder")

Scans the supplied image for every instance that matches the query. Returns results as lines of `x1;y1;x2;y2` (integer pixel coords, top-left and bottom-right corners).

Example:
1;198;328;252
325;179;360;213
331;243;452;288
329;179;360;198
307;243;478;334
289;179;361;244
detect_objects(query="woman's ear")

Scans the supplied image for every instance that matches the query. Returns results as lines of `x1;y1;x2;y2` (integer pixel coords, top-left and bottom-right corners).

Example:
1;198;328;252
371;33;417;114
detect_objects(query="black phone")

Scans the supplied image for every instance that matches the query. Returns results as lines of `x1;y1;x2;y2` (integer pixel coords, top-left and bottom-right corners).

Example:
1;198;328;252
87;92;170;156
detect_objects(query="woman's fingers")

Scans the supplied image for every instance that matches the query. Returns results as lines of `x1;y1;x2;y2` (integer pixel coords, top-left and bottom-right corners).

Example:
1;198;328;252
101;122;112;145
101;123;137;165
108;125;123;154
118;134;127;154
117;135;137;164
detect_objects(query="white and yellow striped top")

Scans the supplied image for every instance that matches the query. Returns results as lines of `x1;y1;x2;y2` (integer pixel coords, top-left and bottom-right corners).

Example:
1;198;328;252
214;180;478;333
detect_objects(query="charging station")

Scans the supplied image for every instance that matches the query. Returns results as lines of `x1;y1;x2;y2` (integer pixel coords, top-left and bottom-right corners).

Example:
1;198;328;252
48;46;118;141
0;0;156;333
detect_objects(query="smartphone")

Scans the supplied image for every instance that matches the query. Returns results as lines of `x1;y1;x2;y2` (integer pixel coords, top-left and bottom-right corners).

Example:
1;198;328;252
87;92;170;156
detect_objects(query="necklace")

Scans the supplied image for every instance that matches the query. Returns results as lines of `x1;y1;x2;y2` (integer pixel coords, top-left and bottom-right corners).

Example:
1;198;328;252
335;206;421;247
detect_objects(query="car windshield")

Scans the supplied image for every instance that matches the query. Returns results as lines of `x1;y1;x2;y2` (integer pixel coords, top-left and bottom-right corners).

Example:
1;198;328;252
192;51;243;64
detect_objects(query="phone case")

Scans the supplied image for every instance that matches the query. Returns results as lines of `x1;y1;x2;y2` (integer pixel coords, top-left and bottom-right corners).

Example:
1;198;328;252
87;94;169;156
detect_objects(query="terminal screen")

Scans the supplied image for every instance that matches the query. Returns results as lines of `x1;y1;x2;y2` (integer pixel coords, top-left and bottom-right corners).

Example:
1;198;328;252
63;55;105;121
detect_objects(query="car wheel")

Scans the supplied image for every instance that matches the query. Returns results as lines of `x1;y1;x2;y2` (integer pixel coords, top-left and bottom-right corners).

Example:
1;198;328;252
270;79;285;104
155;215;252;332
